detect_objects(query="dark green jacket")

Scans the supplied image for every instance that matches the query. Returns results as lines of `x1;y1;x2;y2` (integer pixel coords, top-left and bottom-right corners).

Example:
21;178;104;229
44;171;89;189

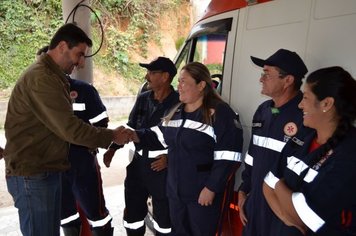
4;54;113;176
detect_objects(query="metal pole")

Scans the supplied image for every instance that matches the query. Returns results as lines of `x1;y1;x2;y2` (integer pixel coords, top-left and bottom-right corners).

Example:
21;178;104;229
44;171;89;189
61;0;93;84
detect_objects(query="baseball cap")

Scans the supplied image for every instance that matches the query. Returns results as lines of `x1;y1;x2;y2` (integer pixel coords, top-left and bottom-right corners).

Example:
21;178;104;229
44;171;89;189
139;57;177;78
251;49;308;78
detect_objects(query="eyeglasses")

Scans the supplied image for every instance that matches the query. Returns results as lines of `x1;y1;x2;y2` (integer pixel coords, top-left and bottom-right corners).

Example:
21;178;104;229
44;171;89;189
260;72;288;79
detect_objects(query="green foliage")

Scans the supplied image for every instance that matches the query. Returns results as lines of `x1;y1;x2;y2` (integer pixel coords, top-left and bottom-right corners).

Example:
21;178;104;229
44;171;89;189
0;0;183;91
175;37;186;50
91;0;181;83
0;0;62;89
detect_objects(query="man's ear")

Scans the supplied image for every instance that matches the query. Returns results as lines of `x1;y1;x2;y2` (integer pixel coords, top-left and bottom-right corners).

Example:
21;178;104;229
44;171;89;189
162;72;170;83
284;75;295;89
57;41;68;54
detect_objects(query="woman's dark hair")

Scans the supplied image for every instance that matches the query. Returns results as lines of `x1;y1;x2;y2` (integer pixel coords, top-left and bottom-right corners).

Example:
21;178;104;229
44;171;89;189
49;23;92;50
307;66;356;160
164;62;223;125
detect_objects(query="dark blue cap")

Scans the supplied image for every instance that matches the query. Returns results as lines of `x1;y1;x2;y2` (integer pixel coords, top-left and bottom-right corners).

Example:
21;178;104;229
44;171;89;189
139;57;177;78
251;49;308;78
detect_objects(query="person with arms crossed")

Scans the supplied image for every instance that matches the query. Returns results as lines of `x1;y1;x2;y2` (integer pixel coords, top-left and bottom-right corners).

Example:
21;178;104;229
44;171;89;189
238;49;308;236
104;57;179;236
3;23;128;236
263;66;356;235
128;62;243;235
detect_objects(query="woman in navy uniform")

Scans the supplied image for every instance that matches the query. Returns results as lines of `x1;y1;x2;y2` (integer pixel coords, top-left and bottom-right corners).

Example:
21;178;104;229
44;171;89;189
263;66;356;235
132;62;244;235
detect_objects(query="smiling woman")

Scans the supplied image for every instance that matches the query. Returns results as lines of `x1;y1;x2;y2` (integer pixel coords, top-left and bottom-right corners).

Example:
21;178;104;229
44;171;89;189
263;66;356;236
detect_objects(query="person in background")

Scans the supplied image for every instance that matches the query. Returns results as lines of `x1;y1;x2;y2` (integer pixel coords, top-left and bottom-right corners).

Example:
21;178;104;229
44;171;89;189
3;23;128;236
104;57;179;236
238;49;308;236
61;68;113;235
129;62;243;235
263;66;356;235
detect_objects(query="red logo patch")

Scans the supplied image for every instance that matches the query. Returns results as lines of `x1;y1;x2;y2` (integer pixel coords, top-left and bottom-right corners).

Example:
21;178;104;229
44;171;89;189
284;122;297;137
70;91;78;99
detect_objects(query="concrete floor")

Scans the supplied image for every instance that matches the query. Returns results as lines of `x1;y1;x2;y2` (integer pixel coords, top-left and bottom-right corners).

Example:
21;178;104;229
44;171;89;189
0;126;154;236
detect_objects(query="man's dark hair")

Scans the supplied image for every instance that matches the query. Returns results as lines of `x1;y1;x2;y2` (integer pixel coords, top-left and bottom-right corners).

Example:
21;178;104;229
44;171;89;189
49;23;92;50
36;45;49;56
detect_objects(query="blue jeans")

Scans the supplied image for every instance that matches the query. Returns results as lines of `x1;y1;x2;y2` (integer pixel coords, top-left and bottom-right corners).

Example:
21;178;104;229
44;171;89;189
6;172;62;236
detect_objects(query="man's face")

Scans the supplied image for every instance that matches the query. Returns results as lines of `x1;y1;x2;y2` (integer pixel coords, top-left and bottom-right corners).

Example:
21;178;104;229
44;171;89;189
145;70;166;90
259;65;287;98
62;42;88;74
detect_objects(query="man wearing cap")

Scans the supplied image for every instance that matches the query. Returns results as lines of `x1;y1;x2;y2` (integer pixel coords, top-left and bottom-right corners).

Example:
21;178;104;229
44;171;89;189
104;57;179;236
237;49;308;236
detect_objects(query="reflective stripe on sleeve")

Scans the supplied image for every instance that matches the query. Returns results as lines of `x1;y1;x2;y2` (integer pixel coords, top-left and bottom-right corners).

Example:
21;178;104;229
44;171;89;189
89;111;108;124
150;126;168;148
292;192;325;232
61;212;80;225
252;134;286;152
287;156;319;183
88;214;112;228
244;153;253;166
123;219;145;230
137;149;168;158
214;150;241;162
264;171;279;189
73;103;85;111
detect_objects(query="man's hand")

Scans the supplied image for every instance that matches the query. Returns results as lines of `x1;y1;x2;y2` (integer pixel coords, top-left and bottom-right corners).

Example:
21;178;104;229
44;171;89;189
151;154;167;171
103;148;116;168
198;187;215;206
113;126;139;145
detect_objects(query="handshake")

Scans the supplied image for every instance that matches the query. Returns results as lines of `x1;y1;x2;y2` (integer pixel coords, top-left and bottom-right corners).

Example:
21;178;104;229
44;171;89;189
112;126;140;145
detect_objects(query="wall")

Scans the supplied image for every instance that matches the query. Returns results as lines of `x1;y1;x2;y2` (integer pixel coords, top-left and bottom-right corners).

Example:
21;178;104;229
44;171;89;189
0;96;136;128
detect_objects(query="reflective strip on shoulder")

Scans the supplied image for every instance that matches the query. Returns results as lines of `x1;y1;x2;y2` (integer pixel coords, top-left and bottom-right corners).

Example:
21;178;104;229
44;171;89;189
183;119;215;141
163;119;216;141
150;126;168;148
252;134;286;152
87;214;112;228
123;219;145;230
264;171;279;189
292;192;325;232
244;152;253;166
61;212;80;225
152;218;172;234
89;111;108;124
214;150;241;162
73;103;86;111
137;149;168;158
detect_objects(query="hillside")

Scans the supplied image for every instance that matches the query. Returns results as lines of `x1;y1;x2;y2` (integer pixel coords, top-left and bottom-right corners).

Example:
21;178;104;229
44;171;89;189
93;2;193;96
0;1;193;98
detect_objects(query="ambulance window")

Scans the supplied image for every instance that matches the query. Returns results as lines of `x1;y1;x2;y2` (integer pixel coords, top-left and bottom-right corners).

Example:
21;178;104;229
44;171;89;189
192;34;227;94
172;41;191;89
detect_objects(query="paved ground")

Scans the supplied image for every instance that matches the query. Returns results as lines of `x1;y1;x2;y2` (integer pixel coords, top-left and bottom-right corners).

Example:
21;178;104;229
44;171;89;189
0;125;154;236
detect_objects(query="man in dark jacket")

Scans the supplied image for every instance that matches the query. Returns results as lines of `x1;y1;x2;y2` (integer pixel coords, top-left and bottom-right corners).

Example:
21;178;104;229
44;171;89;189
104;57;179;236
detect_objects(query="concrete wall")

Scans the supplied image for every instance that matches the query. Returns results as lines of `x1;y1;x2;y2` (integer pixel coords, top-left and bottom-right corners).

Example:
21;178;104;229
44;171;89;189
0;96;136;128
